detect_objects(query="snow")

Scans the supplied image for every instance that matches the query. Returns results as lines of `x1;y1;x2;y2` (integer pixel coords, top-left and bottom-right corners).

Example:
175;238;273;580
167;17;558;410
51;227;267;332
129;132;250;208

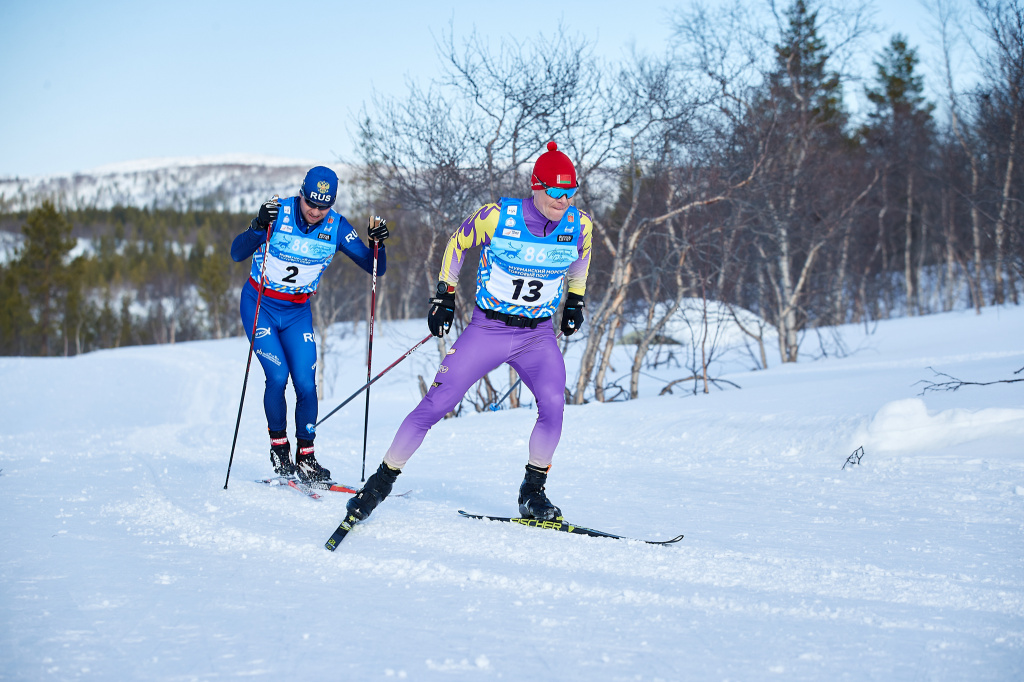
0;230;18;265
625;298;778;351
0;156;354;214
1;307;1023;680
84;155;331;176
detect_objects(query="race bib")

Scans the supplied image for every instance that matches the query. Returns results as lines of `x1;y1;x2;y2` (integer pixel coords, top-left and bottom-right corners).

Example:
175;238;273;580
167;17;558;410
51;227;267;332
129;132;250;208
485;264;561;307
264;258;325;288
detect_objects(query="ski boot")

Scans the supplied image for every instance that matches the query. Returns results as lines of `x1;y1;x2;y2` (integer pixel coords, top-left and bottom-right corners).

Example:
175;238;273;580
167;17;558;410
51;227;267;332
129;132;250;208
269;431;294;476
294;439;331;483
346;461;402;522
518;464;562;520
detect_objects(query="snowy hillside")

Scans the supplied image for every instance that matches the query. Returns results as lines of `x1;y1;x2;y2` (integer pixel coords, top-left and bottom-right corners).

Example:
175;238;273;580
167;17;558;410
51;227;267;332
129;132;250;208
1;308;1023;680
0;155;354;214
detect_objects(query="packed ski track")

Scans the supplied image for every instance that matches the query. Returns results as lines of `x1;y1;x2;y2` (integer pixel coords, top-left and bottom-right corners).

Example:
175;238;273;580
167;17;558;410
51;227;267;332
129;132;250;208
1;308;1023;680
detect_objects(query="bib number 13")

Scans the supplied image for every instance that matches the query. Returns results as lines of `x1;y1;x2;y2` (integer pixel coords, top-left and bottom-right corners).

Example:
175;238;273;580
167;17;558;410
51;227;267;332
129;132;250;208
511;279;543;302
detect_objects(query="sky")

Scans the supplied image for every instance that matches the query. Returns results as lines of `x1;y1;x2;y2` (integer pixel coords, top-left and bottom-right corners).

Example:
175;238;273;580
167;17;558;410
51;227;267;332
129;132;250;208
1;0;973;178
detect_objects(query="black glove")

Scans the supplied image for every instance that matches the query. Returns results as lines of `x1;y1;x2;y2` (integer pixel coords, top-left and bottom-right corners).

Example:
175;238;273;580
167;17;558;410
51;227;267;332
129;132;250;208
427;282;456;338
368;216;389;242
253;200;280;231
560;292;585;336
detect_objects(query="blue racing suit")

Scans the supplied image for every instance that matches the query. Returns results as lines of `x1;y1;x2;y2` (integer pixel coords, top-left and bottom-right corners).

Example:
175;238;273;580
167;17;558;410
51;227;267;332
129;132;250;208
231;196;386;441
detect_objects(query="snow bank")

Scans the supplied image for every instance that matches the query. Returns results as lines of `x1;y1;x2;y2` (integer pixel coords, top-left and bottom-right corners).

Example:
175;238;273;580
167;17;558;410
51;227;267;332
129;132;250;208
860;397;1024;452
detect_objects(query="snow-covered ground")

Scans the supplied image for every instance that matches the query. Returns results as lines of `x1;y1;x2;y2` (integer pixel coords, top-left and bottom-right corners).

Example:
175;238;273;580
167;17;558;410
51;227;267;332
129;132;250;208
1;307;1023;680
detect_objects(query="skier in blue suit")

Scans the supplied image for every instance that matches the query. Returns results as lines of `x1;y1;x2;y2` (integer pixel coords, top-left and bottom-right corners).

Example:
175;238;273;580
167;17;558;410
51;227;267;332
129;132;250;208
231;166;389;482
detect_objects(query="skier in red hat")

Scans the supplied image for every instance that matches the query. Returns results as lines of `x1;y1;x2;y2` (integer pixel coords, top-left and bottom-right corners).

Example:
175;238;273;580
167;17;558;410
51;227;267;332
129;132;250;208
345;142;593;524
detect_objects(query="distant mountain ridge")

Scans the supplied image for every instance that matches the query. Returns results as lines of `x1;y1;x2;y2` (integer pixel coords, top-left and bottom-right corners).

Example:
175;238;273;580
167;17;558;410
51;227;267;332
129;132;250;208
0;155;354;214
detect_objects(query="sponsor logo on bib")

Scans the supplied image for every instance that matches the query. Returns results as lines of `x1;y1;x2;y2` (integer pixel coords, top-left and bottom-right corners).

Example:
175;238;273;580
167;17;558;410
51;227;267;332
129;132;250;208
502;228;521;238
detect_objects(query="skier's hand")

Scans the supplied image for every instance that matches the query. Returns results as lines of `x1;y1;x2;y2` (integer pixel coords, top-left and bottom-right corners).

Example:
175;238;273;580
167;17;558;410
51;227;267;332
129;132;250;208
427;282;456;337
368;216;389;242
560;292;585;336
254;200;280;230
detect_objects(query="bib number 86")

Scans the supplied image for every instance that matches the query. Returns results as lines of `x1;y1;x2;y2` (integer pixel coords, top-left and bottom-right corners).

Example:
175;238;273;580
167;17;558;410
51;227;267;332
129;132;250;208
523;247;546;263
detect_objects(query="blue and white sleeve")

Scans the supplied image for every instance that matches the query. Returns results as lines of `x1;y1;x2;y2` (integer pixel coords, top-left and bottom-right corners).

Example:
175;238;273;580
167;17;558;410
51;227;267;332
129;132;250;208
335;216;387;275
231;225;265;262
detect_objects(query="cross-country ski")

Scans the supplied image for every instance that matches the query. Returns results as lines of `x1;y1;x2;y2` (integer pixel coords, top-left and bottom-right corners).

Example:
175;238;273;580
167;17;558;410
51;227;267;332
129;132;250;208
256;476;360;498
456;510;683;544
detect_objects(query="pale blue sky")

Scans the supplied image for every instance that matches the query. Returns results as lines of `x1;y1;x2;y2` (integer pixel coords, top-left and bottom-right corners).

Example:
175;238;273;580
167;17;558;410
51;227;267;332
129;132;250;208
1;0;966;177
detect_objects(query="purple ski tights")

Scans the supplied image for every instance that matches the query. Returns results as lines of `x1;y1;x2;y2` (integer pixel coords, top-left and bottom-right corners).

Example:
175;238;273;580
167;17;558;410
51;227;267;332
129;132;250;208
383;307;566;470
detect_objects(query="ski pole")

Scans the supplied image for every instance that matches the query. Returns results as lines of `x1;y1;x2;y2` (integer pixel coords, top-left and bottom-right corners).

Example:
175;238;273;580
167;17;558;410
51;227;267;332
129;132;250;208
488;330;564;411
359;220;381;481
316;334;433;428
224;197;277;489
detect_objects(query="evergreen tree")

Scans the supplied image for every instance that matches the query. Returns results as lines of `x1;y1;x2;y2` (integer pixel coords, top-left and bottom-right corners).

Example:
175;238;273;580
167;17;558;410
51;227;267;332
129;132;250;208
860;35;936;316
863;35;935;147
734;0;862;361
197;246;231;339
0;263;31;354
14;201;80;355
768;0;846;137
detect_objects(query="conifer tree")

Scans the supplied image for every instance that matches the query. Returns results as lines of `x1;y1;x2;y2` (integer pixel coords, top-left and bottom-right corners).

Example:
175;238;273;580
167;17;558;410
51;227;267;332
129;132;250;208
861;35;936;316
197;246;231;339
864;35;934;136
738;0;868;361
769;0;846;136
0;263;31;354
15;201;79;355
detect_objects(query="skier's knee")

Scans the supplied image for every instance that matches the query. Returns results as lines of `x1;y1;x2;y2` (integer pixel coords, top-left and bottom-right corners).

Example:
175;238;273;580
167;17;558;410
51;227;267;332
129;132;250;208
534;384;566;412
293;377;317;402
264;370;289;394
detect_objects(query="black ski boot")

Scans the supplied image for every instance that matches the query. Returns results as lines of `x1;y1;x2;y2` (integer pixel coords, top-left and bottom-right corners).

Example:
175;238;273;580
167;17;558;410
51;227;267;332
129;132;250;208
294;440;331;483
346;461;402;521
269;431;294;476
518;464;562;520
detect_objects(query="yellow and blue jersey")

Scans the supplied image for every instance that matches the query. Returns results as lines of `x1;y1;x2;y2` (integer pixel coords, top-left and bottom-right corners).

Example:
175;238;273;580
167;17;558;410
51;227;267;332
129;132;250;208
438;197;592;318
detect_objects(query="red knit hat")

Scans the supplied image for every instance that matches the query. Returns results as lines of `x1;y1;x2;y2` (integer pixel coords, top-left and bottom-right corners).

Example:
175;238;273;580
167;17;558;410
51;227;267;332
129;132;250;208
531;141;577;189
